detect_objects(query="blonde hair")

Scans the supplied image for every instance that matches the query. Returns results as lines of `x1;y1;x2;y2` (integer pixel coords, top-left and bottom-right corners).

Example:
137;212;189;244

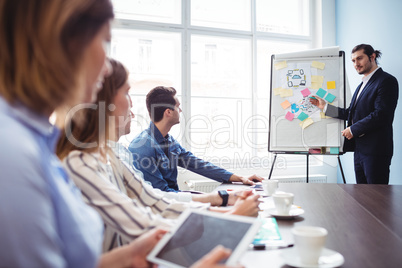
0;0;113;114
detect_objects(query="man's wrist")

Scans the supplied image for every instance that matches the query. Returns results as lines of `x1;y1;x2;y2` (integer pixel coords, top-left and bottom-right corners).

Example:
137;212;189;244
349;126;354;137
229;174;242;182
323;103;328;113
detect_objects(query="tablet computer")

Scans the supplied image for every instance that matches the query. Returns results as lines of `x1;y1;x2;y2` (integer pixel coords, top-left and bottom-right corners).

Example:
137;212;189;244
147;209;261;268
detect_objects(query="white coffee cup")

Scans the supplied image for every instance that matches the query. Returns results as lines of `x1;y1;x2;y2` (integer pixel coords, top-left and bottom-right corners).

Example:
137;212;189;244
272;192;294;215
262;179;278;196
292;226;328;265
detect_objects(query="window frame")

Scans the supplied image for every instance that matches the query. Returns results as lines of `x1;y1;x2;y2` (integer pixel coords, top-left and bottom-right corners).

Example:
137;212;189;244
111;0;322;168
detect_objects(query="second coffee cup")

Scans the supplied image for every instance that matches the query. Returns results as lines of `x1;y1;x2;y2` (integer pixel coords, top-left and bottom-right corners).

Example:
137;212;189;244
272;192;294;215
262;179;278;196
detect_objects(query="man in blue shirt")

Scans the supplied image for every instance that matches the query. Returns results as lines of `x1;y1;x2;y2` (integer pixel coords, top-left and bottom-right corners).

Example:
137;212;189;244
129;86;263;192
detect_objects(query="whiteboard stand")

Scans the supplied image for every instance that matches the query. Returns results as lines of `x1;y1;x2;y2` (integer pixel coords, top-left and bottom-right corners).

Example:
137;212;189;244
306;154;309;183
268;154;277;181
337;155;346;184
267;153;311;182
268;153;346;184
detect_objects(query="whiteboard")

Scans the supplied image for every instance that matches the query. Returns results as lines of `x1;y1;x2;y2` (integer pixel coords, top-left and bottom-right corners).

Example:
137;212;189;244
268;47;346;154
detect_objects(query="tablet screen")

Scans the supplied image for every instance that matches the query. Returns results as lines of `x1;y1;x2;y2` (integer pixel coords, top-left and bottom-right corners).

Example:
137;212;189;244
148;210;261;268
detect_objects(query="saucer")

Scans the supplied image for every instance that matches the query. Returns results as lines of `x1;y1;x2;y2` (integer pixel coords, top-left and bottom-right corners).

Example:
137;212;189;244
281;247;345;268
267;207;305;219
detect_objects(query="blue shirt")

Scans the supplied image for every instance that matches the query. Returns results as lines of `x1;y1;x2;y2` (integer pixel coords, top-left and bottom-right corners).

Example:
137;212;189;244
128;122;233;192
0;97;103;268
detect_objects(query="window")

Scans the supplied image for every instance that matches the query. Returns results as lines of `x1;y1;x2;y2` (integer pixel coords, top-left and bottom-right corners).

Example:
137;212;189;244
110;29;182;146
113;0;181;24
191;0;251;31
256;0;310;35
138;39;152;73
111;0;313;167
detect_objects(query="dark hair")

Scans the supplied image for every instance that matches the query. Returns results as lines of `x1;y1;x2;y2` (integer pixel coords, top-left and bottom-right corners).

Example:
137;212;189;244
146;86;177;122
352;44;382;64
57;58;128;159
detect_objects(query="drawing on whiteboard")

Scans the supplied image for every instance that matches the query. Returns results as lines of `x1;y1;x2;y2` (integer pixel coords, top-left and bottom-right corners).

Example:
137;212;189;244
286;69;306;88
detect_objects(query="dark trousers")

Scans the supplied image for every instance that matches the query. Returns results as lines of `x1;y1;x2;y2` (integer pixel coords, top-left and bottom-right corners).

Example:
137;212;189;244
354;151;392;184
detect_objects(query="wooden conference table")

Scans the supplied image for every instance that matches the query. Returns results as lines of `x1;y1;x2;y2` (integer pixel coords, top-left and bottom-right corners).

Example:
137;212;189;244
215;183;402;267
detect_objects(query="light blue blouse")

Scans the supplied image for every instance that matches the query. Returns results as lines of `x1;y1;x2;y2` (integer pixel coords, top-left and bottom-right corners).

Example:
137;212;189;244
0;97;103;268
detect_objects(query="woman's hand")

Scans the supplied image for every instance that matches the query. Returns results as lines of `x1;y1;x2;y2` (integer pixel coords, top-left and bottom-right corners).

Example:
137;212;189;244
129;228;168;268
229;190;261;217
191;245;244;268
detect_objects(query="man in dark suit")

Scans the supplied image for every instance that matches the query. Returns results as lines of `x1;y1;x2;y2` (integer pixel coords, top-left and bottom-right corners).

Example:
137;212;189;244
310;44;399;184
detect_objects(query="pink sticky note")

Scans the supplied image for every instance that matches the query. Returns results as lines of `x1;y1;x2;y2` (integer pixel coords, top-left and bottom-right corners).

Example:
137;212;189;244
285;112;295;121
301;88;311;97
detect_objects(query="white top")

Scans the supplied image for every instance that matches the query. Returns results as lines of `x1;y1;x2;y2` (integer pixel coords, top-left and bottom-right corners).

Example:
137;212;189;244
62;149;209;252
355;67;380;101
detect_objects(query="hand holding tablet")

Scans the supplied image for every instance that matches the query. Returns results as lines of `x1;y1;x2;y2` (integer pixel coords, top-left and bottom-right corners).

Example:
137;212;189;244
147;209;261;268
191;245;235;268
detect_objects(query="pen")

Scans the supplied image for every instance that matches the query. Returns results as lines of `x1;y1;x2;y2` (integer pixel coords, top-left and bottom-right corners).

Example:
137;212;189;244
253;243;294;250
309;96;317;100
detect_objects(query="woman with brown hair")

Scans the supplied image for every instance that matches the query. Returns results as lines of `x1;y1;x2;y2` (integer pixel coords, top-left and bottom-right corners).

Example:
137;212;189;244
56;58;260;254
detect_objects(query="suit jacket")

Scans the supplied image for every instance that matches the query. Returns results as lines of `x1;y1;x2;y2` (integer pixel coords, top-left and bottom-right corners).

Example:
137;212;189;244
326;68;399;156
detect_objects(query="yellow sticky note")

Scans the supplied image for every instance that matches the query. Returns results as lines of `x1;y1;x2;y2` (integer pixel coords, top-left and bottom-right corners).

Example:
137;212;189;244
281;100;291;109
299;117;314;129
274;61;287;70
310;82;322;90
320;112;331;119
273;87;282;96
311;75;324;84
327;81;336;89
279;88;293;98
312;61;325;70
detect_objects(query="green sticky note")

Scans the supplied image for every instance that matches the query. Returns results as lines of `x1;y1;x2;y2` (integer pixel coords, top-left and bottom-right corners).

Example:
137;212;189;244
325;92;336;103
330;147;339;154
316;88;327;98
298;112;308;121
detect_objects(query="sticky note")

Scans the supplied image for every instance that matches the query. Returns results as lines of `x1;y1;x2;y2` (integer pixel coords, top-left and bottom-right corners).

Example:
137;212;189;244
325;92;336;103
273;87;282;96
299;118;314;129
320;112;331;119
309;148;321;154
330;147;339;154
301;88;311;97
279;88;293;98
311;75;324;84
285;111;295;121
312;61;325;70
327;81;336;89
316;88;327;98
281;100;291;109
310;82;322;90
274;61;287;70
297;112;309;121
